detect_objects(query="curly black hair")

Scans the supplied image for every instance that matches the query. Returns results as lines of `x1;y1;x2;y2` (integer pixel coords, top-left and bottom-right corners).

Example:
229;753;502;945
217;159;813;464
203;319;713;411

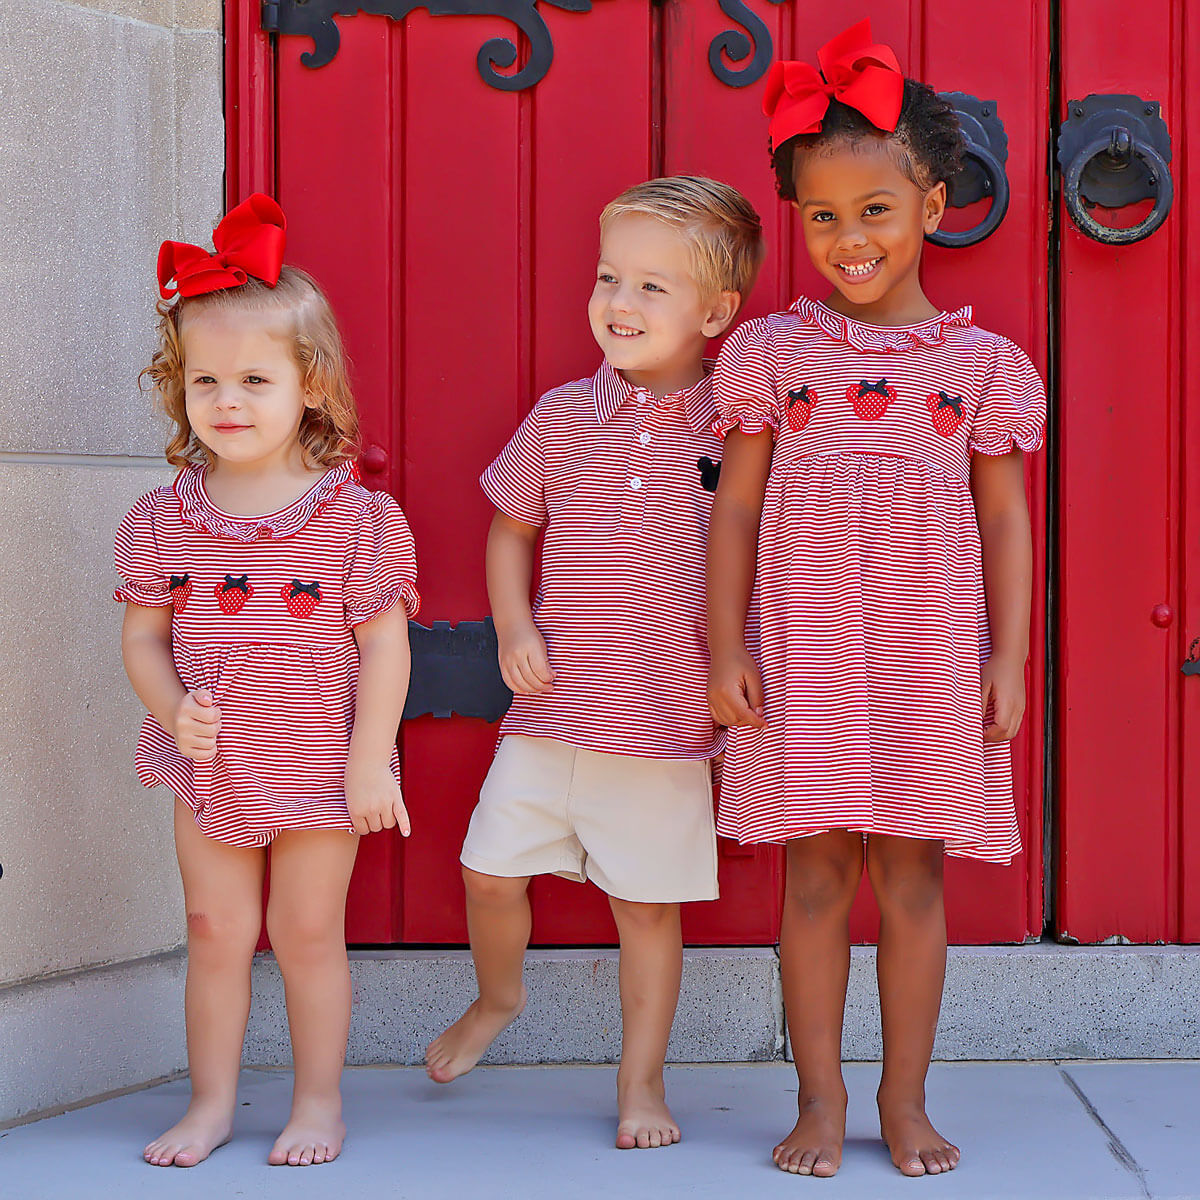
771;78;963;202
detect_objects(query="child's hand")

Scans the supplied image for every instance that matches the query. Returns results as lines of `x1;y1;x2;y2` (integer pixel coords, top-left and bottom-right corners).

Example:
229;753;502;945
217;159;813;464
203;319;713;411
497;621;556;695
345;760;411;836
173;689;221;761
981;654;1026;742
708;649;767;729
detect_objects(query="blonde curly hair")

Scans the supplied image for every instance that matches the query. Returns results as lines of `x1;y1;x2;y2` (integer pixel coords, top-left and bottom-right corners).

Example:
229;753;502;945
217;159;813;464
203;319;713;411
141;266;359;469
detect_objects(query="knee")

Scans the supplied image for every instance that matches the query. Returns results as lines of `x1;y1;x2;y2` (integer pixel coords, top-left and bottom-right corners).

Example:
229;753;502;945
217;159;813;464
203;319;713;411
264;904;342;960
869;849;944;919
186;908;260;960
785;850;861;918
462;867;527;908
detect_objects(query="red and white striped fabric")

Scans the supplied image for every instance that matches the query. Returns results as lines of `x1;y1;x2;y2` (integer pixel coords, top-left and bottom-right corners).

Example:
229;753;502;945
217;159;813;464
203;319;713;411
713;296;1046;863
482;360;725;759
113;461;420;847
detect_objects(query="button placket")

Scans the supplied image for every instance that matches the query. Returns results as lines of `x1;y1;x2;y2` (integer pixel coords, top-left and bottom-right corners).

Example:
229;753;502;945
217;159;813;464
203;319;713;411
621;404;654;529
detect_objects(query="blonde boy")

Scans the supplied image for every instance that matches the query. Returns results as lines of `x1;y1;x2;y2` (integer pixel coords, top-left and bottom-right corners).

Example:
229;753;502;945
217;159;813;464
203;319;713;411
426;177;764;1148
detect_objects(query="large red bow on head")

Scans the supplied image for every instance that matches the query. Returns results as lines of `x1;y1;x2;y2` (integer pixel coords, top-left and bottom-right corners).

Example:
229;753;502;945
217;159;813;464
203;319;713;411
157;193;287;300
763;20;904;150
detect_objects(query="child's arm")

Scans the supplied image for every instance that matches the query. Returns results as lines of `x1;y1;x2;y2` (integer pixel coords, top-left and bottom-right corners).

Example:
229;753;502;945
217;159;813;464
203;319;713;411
971;448;1033;743
487;509;555;694
347;605;412;835
707;429;773;728
121;603;220;760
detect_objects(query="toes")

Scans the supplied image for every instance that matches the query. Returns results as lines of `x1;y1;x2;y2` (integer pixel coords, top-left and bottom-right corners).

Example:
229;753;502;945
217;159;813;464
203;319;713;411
268;1146;289;1166
616;1130;637;1150
813;1154;838;1178
900;1155;926;1177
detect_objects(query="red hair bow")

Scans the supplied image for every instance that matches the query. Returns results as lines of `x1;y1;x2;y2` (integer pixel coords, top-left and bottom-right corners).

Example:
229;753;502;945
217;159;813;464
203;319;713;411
157;193;287;300
763;20;904;150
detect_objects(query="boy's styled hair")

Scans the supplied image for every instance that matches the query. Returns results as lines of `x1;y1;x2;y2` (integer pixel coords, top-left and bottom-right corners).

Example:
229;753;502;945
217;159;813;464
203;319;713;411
141;266;359;469
600;175;765;300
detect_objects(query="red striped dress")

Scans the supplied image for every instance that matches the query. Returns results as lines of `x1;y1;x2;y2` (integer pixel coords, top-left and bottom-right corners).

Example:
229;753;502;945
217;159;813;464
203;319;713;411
713;297;1046;862
113;461;420;847
481;360;724;759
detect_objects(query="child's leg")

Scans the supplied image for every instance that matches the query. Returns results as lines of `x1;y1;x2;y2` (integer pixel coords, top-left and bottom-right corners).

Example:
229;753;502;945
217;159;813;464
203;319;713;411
263;828;359;1166
865;833;959;1177
774;830;864;1176
608;898;683;1150
145;799;266;1167
425;867;532;1082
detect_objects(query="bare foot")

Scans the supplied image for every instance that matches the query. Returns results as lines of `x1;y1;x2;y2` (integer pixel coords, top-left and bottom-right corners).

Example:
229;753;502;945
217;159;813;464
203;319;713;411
773;1091;847;1176
424;989;526;1084
143;1103;232;1167
267;1095;346;1167
615;1080;680;1150
878;1092;960;1176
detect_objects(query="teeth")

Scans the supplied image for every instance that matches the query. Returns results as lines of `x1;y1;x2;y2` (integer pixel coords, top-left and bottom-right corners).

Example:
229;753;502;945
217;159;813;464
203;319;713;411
610;325;641;337
838;259;880;277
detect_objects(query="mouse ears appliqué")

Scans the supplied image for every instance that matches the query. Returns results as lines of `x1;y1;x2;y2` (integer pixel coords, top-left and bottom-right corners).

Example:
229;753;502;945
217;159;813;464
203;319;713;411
762;19;904;150
157;193;287;300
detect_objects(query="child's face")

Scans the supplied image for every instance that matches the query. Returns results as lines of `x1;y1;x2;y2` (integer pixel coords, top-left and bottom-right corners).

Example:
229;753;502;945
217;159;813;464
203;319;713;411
588;214;736;394
181;308;314;473
792;138;946;317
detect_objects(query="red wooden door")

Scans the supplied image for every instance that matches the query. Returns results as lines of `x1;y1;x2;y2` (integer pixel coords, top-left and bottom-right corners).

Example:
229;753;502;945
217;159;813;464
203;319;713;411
1056;1;1198;943
228;0;1050;946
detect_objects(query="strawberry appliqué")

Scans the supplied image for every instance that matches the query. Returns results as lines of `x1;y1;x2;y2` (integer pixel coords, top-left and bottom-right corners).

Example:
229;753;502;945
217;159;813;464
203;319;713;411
846;378;897;420
925;390;967;437
785;385;818;432
169;574;192;611
282;579;322;618
215;574;253;614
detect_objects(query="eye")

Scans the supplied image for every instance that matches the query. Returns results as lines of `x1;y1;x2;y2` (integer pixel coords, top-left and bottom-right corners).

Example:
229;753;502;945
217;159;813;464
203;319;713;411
642;282;665;293
190;374;216;385
864;203;889;217
244;375;267;385
811;210;835;224
597;272;616;284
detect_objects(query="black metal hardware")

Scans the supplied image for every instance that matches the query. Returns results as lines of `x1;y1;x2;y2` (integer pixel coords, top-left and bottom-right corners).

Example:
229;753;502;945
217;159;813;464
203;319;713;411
927;93;1010;249
402;617;513;721
265;0;792;89
1184;638;1200;677
1057;95;1173;245
265;0;594;89
708;0;787;88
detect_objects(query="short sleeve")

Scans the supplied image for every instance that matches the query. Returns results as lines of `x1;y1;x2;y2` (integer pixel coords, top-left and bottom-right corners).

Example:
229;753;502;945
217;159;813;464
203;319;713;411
480;401;548;526
969;337;1047;455
712;318;781;437
113;490;172;607
344;491;421;625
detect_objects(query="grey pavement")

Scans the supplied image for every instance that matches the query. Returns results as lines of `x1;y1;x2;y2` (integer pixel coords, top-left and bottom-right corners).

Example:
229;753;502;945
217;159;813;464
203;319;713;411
3;1062;1197;1199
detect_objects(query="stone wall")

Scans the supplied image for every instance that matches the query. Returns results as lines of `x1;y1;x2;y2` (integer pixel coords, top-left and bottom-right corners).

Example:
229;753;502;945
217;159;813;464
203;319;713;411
0;0;223;1121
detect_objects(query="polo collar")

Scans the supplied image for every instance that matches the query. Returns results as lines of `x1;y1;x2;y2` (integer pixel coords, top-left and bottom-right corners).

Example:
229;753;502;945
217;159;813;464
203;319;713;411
592;359;717;434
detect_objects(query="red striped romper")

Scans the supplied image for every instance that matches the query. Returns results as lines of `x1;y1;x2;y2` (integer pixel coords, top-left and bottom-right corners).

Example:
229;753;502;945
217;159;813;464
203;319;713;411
713;297;1046;863
114;461;420;847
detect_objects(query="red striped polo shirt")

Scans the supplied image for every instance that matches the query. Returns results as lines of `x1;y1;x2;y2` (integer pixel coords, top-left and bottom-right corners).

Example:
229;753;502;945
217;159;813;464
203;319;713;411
481;360;724;759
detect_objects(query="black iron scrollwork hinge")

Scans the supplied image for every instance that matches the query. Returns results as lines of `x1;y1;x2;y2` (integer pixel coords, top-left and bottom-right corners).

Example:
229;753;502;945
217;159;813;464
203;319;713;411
262;0;785;90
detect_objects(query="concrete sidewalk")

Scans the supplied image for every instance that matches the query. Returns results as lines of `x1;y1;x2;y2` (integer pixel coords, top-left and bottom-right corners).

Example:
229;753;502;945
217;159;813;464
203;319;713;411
3;1062;1196;1199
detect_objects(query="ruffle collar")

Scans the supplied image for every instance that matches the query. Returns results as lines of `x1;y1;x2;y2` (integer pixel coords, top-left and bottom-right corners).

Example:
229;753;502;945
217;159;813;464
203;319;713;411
789;295;974;353
174;460;358;541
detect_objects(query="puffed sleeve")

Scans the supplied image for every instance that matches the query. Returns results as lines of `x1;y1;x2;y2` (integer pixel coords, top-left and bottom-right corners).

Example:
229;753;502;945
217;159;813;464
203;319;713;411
712;318;781;436
344;490;421;625
969;336;1047;455
479;400;548;526
113;490;172;606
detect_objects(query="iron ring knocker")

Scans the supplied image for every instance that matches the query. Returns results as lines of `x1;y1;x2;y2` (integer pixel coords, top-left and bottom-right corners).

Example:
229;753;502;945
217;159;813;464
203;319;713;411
927;142;1010;249
1062;131;1174;245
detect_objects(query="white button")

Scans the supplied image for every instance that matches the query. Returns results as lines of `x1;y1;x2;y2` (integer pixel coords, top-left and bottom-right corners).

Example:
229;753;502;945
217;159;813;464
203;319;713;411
629;476;643;491
639;432;651;446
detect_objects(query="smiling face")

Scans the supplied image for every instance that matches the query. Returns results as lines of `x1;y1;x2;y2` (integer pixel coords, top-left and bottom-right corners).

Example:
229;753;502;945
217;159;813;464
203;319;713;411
588;213;737;396
793;137;946;324
181;308;315;475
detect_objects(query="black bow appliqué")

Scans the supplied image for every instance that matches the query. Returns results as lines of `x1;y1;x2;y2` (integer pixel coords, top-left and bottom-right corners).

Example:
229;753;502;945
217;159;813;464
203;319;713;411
287;580;322;600
697;457;721;492
787;385;815;408
934;390;965;414
856;379;890;397
221;574;251;593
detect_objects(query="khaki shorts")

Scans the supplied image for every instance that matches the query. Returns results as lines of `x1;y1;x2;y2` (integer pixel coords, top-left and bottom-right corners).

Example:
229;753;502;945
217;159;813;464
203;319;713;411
460;735;718;903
